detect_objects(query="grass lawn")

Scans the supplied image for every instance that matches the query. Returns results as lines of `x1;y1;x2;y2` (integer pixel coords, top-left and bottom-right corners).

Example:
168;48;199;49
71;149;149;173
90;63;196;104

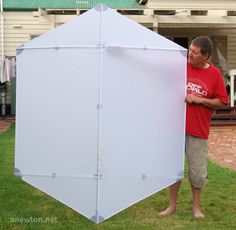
0;125;236;230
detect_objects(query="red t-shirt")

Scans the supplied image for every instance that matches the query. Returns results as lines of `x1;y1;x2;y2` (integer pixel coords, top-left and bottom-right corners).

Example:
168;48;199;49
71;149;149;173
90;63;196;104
186;63;228;139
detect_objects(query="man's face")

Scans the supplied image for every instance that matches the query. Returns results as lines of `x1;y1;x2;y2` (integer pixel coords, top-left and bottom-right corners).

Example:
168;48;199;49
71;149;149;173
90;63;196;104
188;44;208;67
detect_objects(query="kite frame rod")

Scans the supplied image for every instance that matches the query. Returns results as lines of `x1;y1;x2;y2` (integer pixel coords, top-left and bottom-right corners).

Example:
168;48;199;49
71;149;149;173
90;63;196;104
15;173;184;181
94;6;104;223
16;45;187;52
105;45;186;52
16;45;102;50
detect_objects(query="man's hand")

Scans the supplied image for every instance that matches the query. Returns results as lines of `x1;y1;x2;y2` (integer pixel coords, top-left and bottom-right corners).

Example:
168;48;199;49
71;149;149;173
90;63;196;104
185;94;203;104
185;94;226;109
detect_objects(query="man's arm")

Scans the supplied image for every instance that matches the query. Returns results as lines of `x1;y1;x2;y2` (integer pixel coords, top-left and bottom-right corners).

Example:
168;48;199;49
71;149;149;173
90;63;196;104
185;94;226;110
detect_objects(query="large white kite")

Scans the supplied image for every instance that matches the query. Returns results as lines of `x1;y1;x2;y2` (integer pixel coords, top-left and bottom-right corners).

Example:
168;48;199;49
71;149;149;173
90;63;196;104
15;4;187;223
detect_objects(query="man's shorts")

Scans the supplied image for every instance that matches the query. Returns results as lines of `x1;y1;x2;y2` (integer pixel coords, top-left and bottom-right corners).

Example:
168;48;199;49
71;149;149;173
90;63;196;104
185;134;208;188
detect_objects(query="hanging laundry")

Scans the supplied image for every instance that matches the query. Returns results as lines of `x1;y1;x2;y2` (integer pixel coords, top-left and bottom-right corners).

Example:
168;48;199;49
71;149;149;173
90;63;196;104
0;57;16;83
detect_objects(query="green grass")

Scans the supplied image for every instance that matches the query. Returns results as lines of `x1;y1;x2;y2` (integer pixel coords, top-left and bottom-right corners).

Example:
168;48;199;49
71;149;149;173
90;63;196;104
1;125;236;230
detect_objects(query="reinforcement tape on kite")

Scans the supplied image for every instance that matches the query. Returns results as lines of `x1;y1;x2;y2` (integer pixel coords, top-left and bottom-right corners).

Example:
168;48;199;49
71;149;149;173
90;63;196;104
95;3;108;12
90;214;105;224
14;168;22;179
16;45;24;55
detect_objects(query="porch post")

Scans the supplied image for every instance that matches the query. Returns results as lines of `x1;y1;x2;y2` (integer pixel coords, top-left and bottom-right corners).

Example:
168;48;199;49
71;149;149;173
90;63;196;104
229;69;236;107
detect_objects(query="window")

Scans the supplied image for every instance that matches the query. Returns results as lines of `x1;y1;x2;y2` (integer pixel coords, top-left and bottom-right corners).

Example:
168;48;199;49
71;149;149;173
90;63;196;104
211;36;228;75
227;11;236;16
191;11;208;16
154;10;176;15
174;37;189;49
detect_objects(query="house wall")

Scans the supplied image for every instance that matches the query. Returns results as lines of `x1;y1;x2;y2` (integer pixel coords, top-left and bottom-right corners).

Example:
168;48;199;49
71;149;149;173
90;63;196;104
0;11;157;57
1;11;236;66
1;3;236;108
1;11;55;57
147;0;236;10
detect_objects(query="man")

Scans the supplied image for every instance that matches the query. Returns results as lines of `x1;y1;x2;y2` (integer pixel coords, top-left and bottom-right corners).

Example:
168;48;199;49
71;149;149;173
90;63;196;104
160;36;228;218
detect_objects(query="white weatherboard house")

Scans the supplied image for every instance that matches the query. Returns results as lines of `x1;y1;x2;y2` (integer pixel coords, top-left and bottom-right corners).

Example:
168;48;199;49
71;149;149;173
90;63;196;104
15;4;187;224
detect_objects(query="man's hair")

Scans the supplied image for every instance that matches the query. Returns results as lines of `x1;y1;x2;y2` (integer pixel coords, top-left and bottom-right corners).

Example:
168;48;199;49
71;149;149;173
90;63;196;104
191;36;213;59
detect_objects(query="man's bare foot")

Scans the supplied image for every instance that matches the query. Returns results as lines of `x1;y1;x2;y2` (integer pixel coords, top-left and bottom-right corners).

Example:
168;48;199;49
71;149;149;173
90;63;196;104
193;209;205;218
159;206;176;216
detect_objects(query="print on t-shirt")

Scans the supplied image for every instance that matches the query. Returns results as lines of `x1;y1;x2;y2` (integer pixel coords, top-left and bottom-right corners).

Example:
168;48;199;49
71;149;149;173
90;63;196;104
187;78;208;98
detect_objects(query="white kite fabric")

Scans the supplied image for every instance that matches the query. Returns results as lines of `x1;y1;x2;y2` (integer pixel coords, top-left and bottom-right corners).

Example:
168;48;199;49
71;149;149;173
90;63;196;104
15;4;187;224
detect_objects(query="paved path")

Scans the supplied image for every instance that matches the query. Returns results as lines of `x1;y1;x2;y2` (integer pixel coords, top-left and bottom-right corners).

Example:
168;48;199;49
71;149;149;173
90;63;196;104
0;117;235;171
0;117;15;133
208;126;236;171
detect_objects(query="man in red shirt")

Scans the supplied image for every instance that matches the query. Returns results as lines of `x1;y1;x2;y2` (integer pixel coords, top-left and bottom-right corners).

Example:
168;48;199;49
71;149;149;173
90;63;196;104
160;36;228;218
